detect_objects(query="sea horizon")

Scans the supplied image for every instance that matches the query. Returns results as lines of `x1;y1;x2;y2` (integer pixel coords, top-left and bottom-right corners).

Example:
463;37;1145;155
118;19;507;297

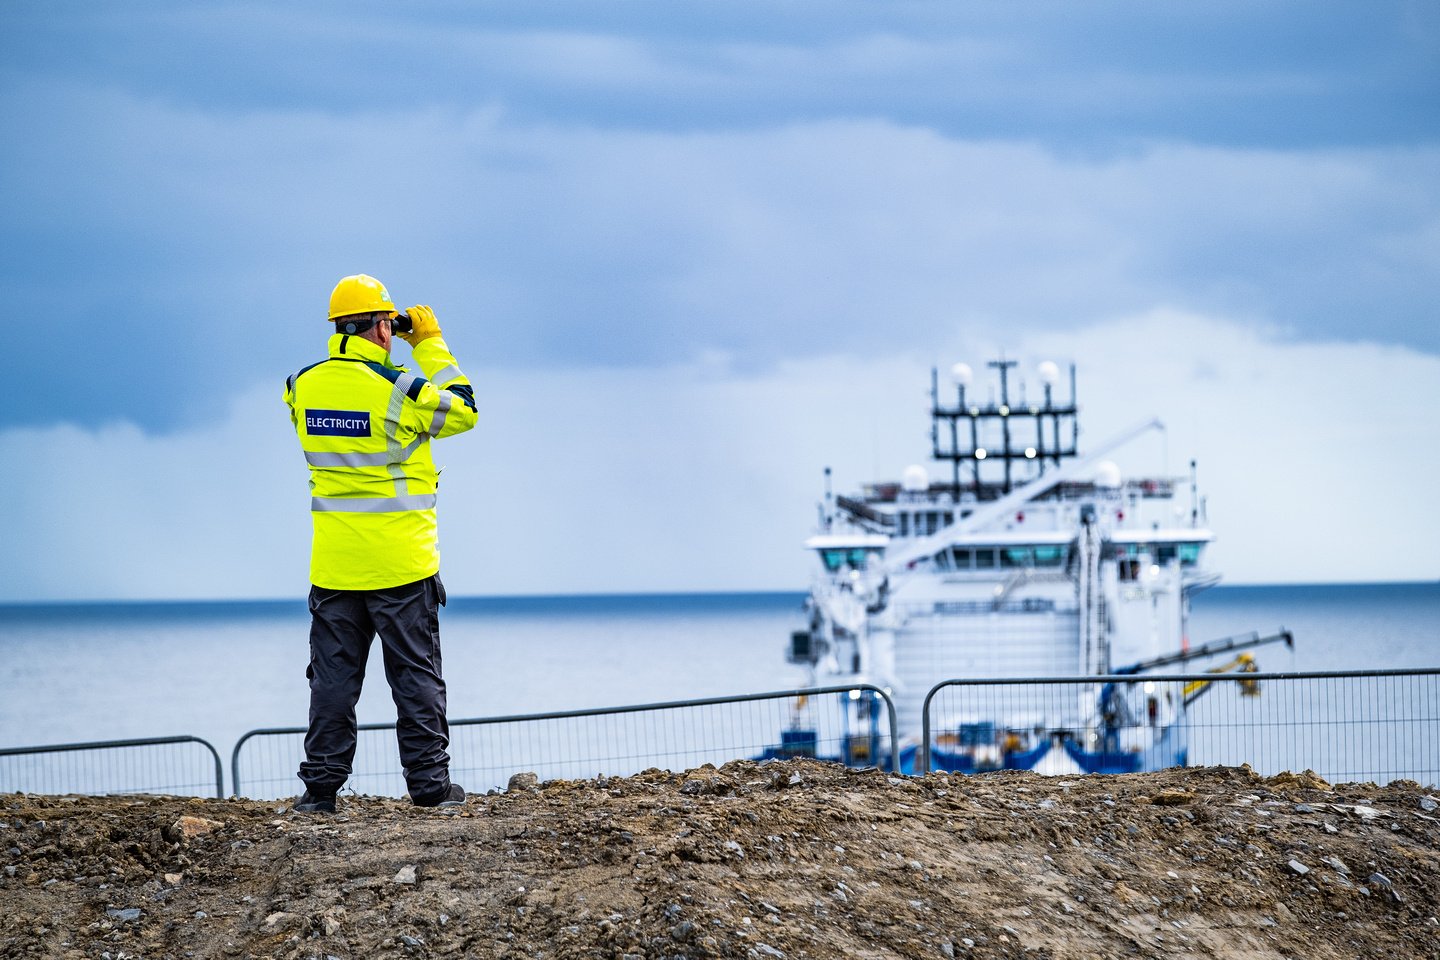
1;578;1435;616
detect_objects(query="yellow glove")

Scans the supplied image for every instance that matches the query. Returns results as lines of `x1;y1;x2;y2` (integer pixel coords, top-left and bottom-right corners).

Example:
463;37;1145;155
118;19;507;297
399;304;442;346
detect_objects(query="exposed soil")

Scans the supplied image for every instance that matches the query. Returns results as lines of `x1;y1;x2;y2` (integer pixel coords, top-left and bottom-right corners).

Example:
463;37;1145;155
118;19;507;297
2;761;1438;959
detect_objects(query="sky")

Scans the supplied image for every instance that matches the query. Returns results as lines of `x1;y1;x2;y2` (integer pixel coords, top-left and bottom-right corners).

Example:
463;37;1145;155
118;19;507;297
1;1;1437;601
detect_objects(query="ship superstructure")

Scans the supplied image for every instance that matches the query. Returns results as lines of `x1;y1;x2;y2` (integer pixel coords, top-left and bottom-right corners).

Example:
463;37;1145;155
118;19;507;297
781;359;1289;774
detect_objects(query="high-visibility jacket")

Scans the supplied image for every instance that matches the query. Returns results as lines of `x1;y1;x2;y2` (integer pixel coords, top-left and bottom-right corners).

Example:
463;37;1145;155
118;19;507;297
284;333;478;590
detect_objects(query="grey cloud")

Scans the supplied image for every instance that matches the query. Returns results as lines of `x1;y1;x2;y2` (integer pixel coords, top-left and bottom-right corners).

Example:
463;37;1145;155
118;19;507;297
3;2;1434;147
2;80;1438;430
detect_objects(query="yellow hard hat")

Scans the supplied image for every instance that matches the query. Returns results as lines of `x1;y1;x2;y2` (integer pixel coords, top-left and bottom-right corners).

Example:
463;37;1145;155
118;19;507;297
327;274;396;320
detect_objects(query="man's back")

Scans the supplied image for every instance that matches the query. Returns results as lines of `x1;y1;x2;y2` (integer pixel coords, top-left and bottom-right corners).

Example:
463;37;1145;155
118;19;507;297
286;331;477;590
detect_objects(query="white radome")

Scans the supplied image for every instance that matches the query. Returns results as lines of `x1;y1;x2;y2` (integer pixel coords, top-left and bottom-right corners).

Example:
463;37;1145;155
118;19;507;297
1037;360;1060;386
1094;460;1122;488
902;464;930;492
950;362;973;387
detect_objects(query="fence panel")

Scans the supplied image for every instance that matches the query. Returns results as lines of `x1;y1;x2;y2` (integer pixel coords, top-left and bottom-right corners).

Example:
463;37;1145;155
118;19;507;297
0;736;226;798
234;686;898;800
920;670;1440;786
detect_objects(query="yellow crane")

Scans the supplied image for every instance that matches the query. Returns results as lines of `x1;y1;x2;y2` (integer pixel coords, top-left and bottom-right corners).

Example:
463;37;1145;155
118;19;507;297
1183;652;1261;705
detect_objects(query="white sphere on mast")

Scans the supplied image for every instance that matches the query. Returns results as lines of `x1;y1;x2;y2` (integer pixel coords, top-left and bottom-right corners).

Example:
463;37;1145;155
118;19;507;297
1094;460;1122;489
950;362;973;387
1037;360;1060;386
902;464;930;492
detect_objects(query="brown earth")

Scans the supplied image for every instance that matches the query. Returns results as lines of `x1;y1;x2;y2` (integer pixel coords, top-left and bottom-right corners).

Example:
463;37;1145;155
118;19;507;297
2;761;1438;960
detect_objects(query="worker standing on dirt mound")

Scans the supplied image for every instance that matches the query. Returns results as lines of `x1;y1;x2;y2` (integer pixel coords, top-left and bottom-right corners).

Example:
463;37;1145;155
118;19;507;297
283;274;479;813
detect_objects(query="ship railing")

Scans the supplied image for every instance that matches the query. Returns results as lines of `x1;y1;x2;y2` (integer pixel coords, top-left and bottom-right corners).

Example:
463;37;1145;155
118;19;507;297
836;494;894;529
872;479;1180;505
0;735;226;798
896;598;1067;618
918;669;1440;786
231;685;900;800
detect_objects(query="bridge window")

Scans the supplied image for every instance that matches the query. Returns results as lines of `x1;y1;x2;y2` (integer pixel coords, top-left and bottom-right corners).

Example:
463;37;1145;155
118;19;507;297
899;513;910;537
950;548;972;570
1000;547;1033;568
1034;546;1065;567
1179;543;1204;565
820;548;871;572
974;549;996;569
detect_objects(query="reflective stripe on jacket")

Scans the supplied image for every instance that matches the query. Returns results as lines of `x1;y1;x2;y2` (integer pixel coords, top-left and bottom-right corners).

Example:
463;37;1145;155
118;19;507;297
284;333;478;590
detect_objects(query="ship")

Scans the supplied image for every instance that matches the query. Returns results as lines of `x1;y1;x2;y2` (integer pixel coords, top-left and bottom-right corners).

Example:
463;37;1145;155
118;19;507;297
769;358;1291;775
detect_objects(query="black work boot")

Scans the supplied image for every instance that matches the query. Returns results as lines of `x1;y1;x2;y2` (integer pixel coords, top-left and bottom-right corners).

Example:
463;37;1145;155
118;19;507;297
294;789;337;814
412;783;465;808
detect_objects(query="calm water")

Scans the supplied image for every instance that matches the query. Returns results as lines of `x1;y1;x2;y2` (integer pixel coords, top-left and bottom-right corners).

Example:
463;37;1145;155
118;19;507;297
0;583;1436;762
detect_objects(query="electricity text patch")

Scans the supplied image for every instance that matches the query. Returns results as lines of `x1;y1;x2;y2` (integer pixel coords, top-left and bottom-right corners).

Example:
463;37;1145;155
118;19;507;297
305;410;371;437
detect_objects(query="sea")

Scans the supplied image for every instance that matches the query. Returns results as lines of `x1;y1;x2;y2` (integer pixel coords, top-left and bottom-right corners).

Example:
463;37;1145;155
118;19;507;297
1;582;1436;764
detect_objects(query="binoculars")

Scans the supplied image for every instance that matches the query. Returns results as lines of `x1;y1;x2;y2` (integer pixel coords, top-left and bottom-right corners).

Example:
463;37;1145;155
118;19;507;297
391;312;414;334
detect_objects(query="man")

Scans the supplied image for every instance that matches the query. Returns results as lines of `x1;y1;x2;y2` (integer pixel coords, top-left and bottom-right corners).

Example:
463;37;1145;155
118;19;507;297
283;274;478;813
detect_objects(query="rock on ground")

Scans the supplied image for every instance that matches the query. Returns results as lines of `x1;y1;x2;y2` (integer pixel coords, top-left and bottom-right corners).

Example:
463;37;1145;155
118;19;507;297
1;761;1438;959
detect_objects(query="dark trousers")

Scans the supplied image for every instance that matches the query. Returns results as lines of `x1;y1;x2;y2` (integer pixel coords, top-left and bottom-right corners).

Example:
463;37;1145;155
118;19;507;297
299;574;451;800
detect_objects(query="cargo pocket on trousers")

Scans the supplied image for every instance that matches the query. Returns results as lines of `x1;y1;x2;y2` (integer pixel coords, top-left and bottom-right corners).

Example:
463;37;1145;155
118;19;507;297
308;586;337;615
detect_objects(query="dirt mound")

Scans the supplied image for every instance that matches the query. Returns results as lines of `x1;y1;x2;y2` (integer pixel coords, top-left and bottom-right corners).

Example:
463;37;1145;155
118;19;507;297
2;761;1438;959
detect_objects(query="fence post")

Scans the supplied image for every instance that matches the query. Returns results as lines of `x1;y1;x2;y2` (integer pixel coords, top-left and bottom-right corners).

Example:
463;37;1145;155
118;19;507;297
919;683;943;776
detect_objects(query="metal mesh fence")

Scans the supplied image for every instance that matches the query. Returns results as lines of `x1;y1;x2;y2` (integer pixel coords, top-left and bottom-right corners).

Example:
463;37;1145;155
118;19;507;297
920;670;1440;786
0;737;225;797
10;671;1433;799
233;686;899;800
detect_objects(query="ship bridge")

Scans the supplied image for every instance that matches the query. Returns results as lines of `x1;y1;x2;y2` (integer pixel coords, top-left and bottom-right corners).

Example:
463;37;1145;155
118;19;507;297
803;533;888;574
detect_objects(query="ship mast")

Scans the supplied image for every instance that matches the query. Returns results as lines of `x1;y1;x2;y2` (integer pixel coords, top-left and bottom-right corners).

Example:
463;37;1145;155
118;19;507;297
929;358;1080;499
